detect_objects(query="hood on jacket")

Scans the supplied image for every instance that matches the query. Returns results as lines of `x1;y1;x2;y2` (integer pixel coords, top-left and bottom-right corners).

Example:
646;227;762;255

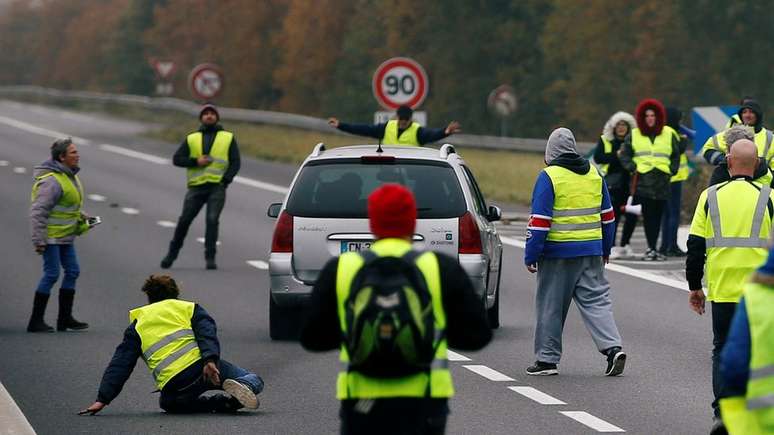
738;99;764;129
635;98;666;136
602;111;636;141
665;107;682;131
32;158;78;179
545;127;590;175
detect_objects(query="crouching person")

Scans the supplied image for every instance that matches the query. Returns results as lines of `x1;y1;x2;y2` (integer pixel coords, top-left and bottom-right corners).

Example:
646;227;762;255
79;275;264;415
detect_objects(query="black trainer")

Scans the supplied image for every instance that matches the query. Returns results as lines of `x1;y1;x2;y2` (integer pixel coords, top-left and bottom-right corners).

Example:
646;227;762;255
605;347;626;376
205;259;217;270
526;361;558;376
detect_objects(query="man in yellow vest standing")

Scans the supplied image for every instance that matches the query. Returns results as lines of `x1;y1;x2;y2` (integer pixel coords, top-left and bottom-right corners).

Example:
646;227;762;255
328;105;461;146
301;184;491;435
79;275;263;415
719;244;774;435
161;104;240;270
525;127;626;376
28;138;91;333
685;139;774;434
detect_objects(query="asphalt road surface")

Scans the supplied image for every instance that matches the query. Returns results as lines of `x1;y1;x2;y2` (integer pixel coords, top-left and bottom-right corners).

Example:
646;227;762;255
0;100;714;434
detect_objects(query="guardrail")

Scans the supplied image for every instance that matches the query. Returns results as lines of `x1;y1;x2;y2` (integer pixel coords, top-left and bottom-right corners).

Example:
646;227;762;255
0;85;595;154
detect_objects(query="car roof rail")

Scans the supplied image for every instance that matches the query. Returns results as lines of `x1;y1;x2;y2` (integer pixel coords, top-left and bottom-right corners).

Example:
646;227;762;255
439;144;456;159
311;142;326;157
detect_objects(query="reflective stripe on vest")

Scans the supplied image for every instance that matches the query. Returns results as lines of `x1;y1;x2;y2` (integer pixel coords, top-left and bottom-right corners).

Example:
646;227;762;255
129;299;202;390
705;183;771;248
30;172;84;240
597;136;612;175
186;131;233;186
543;165;603;242
705;129;774;184
631;128;673;174
666;126;690;182
382;120;420;146
334;238;453;399
742;284;774;430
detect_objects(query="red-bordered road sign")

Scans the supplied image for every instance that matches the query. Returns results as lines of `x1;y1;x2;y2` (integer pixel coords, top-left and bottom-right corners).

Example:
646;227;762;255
189;63;223;100
149;59;176;80
372;57;428;110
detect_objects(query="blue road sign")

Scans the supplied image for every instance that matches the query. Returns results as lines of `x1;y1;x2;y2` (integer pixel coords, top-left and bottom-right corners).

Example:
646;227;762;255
691;106;739;154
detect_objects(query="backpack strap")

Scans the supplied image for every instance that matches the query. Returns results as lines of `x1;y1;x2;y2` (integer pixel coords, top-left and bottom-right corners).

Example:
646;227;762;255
358;249;379;265
401;249;424;264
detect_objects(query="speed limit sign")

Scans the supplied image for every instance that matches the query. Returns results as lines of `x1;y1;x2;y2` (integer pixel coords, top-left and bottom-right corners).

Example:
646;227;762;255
372;57;429;110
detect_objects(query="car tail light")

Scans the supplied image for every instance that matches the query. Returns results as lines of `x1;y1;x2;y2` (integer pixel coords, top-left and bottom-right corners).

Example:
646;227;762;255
458;212;482;254
271;211;293;252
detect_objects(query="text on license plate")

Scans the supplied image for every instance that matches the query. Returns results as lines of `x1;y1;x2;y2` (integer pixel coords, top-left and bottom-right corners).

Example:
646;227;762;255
341;241;372;253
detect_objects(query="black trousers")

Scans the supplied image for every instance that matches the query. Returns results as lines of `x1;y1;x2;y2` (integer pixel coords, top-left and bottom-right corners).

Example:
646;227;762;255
639;197;666;250
168;183;226;259
711;302;738;417
340;399;448;435
610;188;638;247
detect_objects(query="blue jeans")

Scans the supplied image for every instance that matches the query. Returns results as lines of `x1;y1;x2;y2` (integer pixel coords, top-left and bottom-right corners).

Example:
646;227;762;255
36;244;80;294
659;181;682;251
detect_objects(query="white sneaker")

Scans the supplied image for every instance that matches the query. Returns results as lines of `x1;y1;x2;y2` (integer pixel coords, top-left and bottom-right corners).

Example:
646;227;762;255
223;379;259;409
620;245;634;258
609;247;622;259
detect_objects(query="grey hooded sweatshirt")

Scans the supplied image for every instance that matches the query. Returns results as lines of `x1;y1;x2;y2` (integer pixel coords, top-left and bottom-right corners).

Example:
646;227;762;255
29;159;82;246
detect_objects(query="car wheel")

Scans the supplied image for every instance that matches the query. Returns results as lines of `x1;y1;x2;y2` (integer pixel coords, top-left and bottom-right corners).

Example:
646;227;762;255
269;295;299;340
487;254;502;329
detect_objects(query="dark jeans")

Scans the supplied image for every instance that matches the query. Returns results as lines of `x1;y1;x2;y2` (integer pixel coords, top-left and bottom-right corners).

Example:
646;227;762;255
168;183;226;259
36;244;79;294
618;194;639;247
659;181;683;251
711;302;738;417
639;197;666;250
159;359;263;413
340;399;448;435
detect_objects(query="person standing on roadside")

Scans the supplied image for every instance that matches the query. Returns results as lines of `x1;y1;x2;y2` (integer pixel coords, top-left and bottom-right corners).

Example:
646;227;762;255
328;105;461;146
593;111;637;259
658;107;690;257
301;184;491;435
525;127;626;377
160;104;240;270
28;138;91;333
685;139;774;434
619;98;680;261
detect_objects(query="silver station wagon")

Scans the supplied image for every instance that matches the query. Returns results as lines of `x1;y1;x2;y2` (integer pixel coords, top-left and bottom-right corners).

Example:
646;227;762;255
267;144;503;339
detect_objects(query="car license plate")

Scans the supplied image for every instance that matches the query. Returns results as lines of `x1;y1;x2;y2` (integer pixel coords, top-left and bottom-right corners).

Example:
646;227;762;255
341;241;372;253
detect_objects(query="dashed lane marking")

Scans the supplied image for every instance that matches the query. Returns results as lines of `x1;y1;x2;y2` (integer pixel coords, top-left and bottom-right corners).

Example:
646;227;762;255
447;350;471;361
560;411;625;432
121;207;140;215
508;386;566;405
99;144;170;165
247;260;269;270
462;365;514;381
196;237;221;246
12;167;26;174
157;220;176;228
87;194;106;202
0;115;90;144
0;160;8;166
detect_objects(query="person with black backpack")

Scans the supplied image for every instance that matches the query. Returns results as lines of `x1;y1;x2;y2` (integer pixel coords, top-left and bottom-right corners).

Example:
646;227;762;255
301;183;491;435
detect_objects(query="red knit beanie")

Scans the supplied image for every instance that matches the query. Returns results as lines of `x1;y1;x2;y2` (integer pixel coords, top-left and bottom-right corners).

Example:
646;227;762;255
368;184;417;239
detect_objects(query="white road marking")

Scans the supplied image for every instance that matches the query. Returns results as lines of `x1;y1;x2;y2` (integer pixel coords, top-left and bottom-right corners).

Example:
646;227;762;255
560;411;625;432
157;220;176;228
508;386;566;405
499;236;687;292
247;260;269;270
0;115;90;144
12;167;26;174
196;237;221;246
0;160;9;166
87;194;106;202
462;365;514;381
233;175;288;194
99;143;171;165
121;207;140;215
0;381;36;435
447;350;471;361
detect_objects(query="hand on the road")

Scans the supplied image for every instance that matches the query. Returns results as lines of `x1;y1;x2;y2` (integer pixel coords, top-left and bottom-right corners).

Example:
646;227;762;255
526;263;538;273
445;121;461;135
78;402;105;416
202;361;221;386
328;117;340;128
34;245;46;255
196;156;212;167
689;290;706;315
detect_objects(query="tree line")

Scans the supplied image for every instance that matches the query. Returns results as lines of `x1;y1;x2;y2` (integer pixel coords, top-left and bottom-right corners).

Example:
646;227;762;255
0;0;772;140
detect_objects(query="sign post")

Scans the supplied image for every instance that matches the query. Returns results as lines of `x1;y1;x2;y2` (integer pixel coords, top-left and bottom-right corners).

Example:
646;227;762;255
487;85;518;136
148;59;176;96
189;63;224;101
372;57;428;125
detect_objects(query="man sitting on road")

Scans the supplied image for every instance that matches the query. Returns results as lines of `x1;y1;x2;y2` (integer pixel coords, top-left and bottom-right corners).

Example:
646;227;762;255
328;105;461;146
79;275;263;415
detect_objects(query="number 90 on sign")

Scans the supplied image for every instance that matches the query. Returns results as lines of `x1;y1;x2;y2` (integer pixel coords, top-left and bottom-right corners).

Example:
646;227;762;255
381;67;418;103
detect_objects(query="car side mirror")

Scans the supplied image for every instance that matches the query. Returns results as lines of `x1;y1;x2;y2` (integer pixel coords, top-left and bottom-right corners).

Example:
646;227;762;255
487;205;502;222
267;203;282;218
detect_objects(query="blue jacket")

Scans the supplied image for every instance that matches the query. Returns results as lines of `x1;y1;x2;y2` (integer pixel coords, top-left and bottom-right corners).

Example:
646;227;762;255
96;303;220;404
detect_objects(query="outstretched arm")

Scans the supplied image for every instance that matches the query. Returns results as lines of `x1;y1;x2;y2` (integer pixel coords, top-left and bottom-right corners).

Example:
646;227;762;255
81;323;141;414
329;117;386;139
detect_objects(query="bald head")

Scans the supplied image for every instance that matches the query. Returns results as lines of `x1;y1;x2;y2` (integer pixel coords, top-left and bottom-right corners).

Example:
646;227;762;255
727;139;758;177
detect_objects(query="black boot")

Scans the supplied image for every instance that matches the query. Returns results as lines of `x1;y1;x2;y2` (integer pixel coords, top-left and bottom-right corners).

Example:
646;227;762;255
160;242;180;269
27;292;54;333
57;288;89;331
205;249;217;270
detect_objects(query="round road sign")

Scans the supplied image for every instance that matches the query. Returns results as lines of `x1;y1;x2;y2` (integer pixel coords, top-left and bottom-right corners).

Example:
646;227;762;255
487;85;518;117
189;63;223;100
372;57;429;110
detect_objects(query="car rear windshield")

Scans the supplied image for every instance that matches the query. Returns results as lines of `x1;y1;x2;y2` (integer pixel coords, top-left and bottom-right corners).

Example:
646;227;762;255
286;159;466;219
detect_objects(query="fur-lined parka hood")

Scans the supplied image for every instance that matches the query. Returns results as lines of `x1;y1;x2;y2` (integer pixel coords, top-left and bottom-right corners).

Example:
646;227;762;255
635;98;666;136
602;111;636;141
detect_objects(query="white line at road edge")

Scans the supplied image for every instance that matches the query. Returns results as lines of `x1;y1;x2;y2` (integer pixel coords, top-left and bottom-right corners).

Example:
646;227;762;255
560;411;625;432
462;365;515;381
499;236;687;292
233;176;288;194
0;115;90;144
99;144;170;165
507;386;566;405
0;381;36;435
247;260;269;270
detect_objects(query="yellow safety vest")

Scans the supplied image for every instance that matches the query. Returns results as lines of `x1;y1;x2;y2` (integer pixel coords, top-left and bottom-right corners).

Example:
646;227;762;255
689;180;773;302
129;299;202;390
631;127;673;175
665;126;689;182
543;165;603;243
596;136;612;176
720;283;774;434
382;120;420;146
725;113;743;130
702;128;774;185
30;171;88;241
186;130;233;187
335;238;453;399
